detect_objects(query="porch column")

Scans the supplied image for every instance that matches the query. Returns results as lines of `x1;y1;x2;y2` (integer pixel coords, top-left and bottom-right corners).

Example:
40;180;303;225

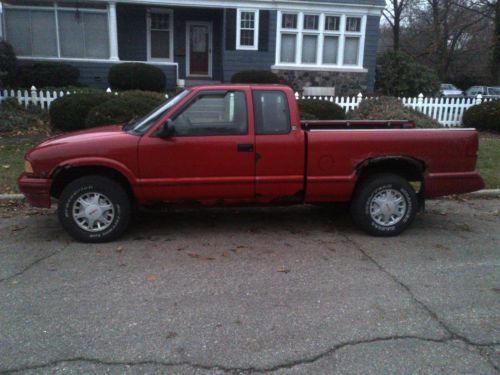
108;2;119;61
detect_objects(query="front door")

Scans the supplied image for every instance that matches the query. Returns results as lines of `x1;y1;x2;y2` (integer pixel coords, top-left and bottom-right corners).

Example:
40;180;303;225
187;22;212;77
138;89;255;203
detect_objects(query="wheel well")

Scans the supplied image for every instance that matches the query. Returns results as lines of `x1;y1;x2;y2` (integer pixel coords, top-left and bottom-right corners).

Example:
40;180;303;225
356;157;425;192
50;166;133;199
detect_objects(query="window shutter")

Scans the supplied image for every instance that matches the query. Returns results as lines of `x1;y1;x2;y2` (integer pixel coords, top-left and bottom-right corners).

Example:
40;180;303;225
226;9;236;50
258;10;269;52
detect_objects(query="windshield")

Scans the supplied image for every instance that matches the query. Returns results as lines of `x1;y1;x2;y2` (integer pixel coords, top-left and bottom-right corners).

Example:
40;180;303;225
126;90;190;135
487;87;500;95
441;84;458;90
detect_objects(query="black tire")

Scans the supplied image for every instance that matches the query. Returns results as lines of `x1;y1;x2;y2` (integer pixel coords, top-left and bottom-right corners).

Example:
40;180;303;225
350;173;418;236
58;176;131;243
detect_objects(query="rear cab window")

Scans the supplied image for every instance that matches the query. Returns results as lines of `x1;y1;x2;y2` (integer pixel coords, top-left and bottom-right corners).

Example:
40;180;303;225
252;90;291;135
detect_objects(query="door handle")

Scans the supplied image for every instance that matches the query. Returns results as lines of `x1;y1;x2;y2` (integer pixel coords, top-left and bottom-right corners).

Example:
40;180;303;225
237;144;254;152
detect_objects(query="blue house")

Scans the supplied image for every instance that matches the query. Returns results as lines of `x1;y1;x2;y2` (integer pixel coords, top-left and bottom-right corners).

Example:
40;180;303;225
0;0;384;94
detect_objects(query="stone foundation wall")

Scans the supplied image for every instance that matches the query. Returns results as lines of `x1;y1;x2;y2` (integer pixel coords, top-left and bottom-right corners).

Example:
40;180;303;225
272;69;369;96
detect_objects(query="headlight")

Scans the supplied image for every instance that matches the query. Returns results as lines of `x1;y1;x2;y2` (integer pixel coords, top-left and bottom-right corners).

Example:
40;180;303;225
24;160;34;174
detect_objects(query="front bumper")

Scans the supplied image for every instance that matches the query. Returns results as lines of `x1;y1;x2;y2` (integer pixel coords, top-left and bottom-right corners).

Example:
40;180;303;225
17;173;52;208
424;171;485;198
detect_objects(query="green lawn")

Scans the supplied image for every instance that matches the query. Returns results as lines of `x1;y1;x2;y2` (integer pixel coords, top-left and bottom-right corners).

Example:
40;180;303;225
0;143;34;194
477;136;500;189
0;135;499;194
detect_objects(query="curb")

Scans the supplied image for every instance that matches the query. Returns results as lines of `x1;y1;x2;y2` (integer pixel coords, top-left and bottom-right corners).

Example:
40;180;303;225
1;190;500;202
0;194;24;201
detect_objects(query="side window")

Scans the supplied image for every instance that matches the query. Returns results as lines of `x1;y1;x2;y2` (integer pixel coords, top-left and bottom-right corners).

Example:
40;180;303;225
172;91;247;136
253;90;291;135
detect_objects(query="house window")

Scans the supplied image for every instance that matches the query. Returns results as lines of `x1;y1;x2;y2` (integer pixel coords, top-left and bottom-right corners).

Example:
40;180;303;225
3;3;109;59
236;9;259;50
58;11;109;58
148;10;173;61
276;12;365;68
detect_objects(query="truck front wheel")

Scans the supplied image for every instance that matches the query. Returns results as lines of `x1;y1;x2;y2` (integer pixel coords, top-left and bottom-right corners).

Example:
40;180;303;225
350;174;418;236
58;176;131;243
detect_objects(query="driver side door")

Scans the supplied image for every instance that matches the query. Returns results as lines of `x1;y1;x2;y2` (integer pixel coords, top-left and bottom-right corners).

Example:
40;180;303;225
137;89;256;203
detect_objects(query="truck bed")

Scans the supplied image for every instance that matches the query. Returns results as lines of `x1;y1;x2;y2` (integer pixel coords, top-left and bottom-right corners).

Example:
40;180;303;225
303;127;484;202
302;120;416;130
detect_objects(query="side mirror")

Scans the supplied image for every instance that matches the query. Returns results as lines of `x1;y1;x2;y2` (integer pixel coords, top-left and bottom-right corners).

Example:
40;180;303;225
156;119;175;138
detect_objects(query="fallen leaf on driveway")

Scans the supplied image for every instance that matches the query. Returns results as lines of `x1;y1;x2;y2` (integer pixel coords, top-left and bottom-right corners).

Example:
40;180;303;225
222;251;231;257
115;246;123;253
147;275;158;282
188;252;215;261
277;266;290;274
11;225;27;232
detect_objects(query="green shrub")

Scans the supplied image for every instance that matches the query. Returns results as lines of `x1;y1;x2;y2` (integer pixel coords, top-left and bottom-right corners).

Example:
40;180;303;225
297;99;345;120
463;101;500;131
231;70;281;84
50;93;111;131
16;62;80;88
0;98;49;135
376;51;440;97
85;91;166;128
108;63;166;92
346;97;440;128
0;41;17;86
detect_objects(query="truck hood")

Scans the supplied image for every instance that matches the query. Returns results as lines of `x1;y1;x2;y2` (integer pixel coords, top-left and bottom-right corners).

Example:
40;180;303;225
35;125;126;149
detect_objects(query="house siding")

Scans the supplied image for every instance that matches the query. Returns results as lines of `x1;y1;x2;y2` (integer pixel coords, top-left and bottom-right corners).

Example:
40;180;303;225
117;4;148;61
363;15;381;92
222;9;277;82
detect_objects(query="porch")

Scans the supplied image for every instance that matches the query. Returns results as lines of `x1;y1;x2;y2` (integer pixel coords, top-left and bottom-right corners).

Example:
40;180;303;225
0;1;225;88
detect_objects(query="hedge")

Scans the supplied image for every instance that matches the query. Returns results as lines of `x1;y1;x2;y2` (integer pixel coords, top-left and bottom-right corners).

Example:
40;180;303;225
463;101;500;131
108;63;166;92
0;41;17;86
50;93;112;131
297;99;345;120
85;91;166;128
347;97;440;128
16;62;80;88
231;70;281;84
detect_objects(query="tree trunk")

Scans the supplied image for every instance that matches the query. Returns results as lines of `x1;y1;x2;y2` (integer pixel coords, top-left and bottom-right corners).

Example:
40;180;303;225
492;0;500;84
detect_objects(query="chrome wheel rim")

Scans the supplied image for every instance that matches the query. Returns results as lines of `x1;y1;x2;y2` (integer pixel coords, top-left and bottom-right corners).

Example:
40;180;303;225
369;188;407;227
72;192;115;232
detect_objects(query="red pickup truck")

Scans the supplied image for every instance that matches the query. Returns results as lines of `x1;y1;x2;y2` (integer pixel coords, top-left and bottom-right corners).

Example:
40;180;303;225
19;84;484;242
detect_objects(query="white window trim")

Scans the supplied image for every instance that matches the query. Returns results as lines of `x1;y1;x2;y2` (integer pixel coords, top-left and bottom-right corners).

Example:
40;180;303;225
274;10;366;70
2;2;113;60
236;8;259;51
146;8;174;63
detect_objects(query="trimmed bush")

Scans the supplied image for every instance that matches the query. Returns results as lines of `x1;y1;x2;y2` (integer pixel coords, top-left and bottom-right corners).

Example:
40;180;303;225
376;51;440;97
85;91;166;128
50;93;112;131
16;62;80;88
297;99;345;120
463;101;500;131
231;70;281;84
346;97;440;128
108;63;166;92
0;41;17;86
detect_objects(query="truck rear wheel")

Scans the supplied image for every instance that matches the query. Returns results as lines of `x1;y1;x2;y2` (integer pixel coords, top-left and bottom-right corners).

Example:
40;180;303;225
58;176;131;243
350;174;417;236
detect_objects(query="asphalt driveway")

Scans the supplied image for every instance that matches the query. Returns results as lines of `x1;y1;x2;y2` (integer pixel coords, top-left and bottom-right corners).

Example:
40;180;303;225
0;198;499;374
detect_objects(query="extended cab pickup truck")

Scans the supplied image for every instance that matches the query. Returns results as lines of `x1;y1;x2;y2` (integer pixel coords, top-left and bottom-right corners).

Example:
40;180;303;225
18;84;485;242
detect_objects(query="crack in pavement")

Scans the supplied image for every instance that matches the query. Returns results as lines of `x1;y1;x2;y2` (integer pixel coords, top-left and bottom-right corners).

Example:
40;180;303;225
338;232;500;372
0;242;71;284
0;335;478;375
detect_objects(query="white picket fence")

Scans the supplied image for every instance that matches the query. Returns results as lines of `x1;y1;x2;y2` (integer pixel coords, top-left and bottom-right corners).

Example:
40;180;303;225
0;86;168;110
0;85;492;127
295;92;492;127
